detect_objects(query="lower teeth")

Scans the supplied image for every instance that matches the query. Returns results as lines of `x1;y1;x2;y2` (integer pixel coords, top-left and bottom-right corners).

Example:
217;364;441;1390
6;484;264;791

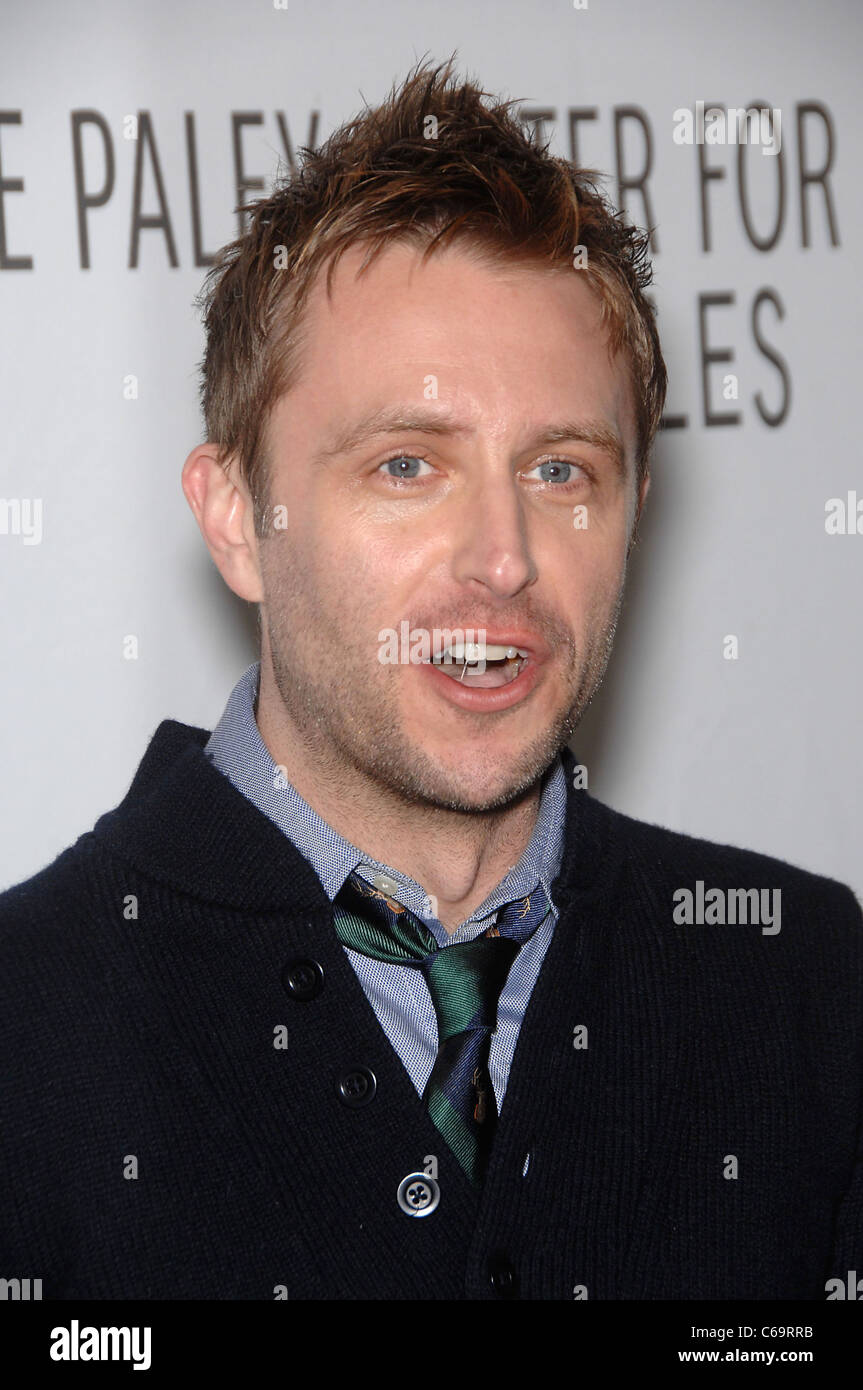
433;657;523;683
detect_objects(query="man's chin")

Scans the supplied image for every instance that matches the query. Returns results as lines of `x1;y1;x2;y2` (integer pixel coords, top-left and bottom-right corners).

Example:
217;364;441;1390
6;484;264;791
379;732;565;814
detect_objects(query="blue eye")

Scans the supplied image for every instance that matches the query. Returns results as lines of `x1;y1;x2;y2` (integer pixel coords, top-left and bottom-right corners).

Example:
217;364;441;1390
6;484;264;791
378;455;431;479
528;459;580;484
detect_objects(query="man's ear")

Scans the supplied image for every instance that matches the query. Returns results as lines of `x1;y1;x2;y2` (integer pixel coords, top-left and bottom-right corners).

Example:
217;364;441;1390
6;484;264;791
181;443;263;603
627;468;651;556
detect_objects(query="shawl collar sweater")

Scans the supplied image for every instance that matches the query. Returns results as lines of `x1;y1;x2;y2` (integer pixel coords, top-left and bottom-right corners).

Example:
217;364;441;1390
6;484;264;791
1;717;861;1300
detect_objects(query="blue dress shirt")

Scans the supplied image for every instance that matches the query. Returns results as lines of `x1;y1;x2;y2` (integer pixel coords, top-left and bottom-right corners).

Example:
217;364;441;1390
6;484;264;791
204;662;567;1114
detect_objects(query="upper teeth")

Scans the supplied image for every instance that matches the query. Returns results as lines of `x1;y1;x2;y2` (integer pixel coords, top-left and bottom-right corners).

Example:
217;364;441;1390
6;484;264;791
437;643;528;663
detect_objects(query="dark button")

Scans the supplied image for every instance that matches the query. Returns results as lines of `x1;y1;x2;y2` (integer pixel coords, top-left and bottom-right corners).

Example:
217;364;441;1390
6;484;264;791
487;1253;518;1298
336;1067;377;1107
282;957;324;1001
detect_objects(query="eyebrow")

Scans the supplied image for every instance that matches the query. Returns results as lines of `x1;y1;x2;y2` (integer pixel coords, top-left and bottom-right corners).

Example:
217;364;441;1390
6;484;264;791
312;406;628;480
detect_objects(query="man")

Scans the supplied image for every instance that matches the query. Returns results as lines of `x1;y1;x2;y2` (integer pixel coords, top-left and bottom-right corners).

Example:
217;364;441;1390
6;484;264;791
1;58;861;1302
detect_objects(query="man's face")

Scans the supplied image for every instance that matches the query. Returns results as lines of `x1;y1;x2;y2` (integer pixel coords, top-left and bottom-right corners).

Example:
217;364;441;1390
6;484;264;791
255;240;645;812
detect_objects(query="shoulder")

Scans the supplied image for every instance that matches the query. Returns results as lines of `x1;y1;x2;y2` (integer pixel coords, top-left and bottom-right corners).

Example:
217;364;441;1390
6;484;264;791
589;791;863;964
0;717;212;1008
0;832;130;1070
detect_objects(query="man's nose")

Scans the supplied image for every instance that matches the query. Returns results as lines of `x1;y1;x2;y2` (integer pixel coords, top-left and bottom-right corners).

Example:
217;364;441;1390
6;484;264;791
448;472;538;599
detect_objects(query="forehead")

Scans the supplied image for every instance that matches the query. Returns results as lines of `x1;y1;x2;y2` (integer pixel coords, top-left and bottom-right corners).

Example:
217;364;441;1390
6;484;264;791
278;239;638;470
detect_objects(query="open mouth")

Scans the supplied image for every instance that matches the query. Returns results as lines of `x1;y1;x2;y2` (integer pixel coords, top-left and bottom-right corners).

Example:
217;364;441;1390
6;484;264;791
427;642;530;689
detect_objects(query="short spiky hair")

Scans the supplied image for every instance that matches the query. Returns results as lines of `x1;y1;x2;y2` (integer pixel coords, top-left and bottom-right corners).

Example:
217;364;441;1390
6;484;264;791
196;54;666;533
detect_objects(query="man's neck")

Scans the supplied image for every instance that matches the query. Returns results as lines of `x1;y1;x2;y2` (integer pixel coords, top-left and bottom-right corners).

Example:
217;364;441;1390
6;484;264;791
256;691;542;935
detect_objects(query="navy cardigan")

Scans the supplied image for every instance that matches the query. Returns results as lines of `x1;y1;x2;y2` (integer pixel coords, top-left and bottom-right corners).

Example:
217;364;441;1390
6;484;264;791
1;719;861;1299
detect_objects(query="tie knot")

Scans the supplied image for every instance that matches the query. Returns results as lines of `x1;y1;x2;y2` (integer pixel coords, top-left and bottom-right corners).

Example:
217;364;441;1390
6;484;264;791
332;872;437;963
332;873;552;1039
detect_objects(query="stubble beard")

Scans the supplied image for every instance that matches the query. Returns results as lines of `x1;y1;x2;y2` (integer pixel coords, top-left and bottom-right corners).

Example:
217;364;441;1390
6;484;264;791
261;543;626;815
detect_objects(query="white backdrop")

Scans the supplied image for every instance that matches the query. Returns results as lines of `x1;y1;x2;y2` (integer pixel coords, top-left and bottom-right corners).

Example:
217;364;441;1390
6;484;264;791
1;0;861;902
